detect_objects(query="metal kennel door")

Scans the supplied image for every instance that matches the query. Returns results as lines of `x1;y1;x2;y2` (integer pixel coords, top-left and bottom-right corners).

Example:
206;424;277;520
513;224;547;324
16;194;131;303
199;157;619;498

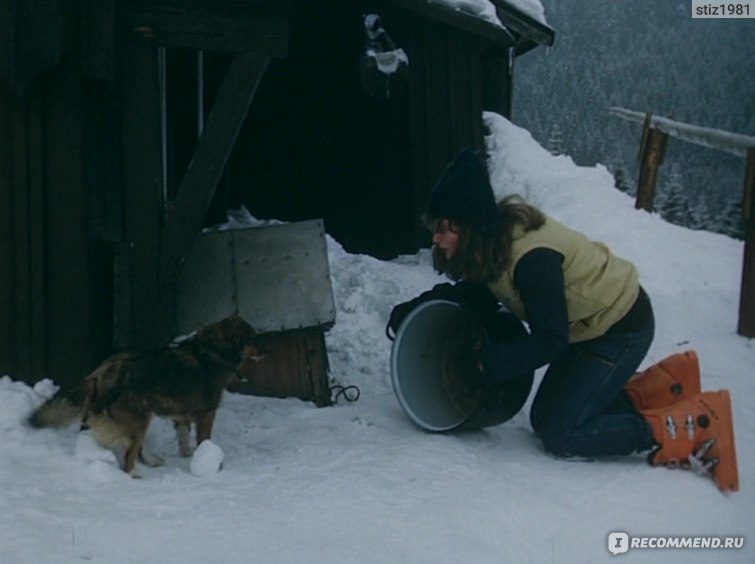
175;219;335;335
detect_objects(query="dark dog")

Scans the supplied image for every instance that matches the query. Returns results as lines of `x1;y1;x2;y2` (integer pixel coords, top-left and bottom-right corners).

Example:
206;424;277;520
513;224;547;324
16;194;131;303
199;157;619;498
28;315;266;476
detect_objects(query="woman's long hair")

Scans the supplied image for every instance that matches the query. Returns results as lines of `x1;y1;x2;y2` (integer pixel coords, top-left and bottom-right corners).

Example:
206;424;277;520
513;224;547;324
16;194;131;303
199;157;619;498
427;195;546;283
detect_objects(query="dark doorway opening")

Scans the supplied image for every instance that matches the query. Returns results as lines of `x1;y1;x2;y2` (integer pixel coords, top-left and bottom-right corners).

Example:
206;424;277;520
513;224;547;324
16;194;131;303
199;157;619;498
225;4;415;259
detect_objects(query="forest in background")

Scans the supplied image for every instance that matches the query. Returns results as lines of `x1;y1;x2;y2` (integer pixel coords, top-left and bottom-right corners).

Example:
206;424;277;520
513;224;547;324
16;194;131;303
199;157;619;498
512;0;754;238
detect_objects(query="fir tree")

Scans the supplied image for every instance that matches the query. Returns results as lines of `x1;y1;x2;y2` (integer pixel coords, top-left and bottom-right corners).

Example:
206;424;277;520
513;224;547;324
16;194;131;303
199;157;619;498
687;195;712;231
546;123;565;156
659;163;690;226
606;152;636;196
613;167;634;195
717;196;745;239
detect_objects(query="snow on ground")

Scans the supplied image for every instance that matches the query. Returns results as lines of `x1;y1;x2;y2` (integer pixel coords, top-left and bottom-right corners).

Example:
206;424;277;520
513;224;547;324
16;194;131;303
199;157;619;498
1;113;753;563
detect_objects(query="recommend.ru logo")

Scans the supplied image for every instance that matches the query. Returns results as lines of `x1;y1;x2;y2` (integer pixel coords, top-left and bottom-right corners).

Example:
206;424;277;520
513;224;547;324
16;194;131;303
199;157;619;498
608;531;745;555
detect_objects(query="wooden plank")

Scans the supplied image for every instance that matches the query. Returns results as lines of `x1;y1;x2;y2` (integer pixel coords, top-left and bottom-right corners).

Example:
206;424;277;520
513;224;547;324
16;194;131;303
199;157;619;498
407;29;430;248
468;43;485;148
83;86;123;243
635;122;669;212
743;148;755;223
447;33;470;151
118;33;166;349
480;46;512;117
44;60;115;389
159;50;271;289
3;84;52;382
738;148;755;337
306;332;332;407
0;0;14;94
120;1;290;56
122;0;287;18
80;0;116;82
0;82;14;374
11;0;67;96
232;329;331;406
610;106;755;158
11;94;32;378
424;30;453;188
26;85;46;380
129;16;289;56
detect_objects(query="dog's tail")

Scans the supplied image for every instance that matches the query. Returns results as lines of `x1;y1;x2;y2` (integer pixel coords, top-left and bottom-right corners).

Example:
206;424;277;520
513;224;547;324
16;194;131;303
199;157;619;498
27;393;84;428
28;354;133;429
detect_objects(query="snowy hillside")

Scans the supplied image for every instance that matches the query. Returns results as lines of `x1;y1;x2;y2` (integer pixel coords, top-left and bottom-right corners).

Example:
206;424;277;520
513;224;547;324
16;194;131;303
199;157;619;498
514;0;754;238
1;113;752;563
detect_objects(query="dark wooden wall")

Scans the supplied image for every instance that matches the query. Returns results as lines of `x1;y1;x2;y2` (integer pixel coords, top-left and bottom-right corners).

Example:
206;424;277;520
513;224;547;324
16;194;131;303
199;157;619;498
0;57;114;388
226;0;514;259
1;0;522;388
1;0;290;386
114;3;289;351
405;13;513;244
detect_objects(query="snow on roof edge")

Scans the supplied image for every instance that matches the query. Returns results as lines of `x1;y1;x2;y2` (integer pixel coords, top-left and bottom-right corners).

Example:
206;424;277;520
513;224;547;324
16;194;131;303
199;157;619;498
429;0;548;29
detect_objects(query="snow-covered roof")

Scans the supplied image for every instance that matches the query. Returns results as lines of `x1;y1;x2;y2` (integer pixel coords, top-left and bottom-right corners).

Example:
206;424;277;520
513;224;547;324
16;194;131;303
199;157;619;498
384;0;554;51
432;0;547;28
429;0;553;50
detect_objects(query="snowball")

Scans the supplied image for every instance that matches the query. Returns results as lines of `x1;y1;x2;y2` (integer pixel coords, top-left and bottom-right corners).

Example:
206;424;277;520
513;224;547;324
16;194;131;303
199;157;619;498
32;378;60;400
0;377;44;432
190;440;225;477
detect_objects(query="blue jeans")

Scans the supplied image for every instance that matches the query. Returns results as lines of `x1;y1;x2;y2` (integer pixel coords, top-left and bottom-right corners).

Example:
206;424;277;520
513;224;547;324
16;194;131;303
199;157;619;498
529;316;657;458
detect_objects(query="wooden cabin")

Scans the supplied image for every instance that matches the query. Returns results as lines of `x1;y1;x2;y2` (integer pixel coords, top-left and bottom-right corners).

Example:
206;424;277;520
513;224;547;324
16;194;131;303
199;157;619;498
0;0;553;396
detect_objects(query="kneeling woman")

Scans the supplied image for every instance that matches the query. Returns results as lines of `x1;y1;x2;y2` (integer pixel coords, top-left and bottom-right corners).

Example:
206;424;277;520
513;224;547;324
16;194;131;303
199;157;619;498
416;149;737;491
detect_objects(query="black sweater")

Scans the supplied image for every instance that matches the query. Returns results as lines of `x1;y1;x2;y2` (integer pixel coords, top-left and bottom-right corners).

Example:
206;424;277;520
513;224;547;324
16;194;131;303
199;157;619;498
480;247;652;382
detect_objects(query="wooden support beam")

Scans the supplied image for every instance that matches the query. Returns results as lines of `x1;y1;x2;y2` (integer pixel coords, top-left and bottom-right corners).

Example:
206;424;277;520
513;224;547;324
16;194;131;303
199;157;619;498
738;148;755;337
121;2;289;56
635;113;668;212
159;50;271;291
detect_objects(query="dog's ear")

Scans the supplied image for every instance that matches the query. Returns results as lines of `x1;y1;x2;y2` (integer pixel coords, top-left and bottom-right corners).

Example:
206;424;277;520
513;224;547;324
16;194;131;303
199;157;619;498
82;376;98;413
226;315;256;342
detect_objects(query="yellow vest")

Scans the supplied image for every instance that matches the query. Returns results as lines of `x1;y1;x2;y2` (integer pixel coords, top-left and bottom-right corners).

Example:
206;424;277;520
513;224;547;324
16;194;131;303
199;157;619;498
487;216;640;343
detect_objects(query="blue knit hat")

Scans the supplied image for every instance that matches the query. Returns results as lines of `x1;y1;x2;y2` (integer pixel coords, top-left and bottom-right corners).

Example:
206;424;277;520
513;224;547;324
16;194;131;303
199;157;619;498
425;149;500;234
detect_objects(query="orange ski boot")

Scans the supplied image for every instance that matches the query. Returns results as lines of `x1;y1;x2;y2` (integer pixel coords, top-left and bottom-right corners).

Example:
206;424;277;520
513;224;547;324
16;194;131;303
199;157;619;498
641;390;739;492
625;350;701;410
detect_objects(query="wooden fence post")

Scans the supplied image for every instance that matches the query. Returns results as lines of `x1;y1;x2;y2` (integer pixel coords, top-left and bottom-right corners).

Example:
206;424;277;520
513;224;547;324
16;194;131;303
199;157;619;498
738;148;755;338
610;106;755;336
635;113;669;212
